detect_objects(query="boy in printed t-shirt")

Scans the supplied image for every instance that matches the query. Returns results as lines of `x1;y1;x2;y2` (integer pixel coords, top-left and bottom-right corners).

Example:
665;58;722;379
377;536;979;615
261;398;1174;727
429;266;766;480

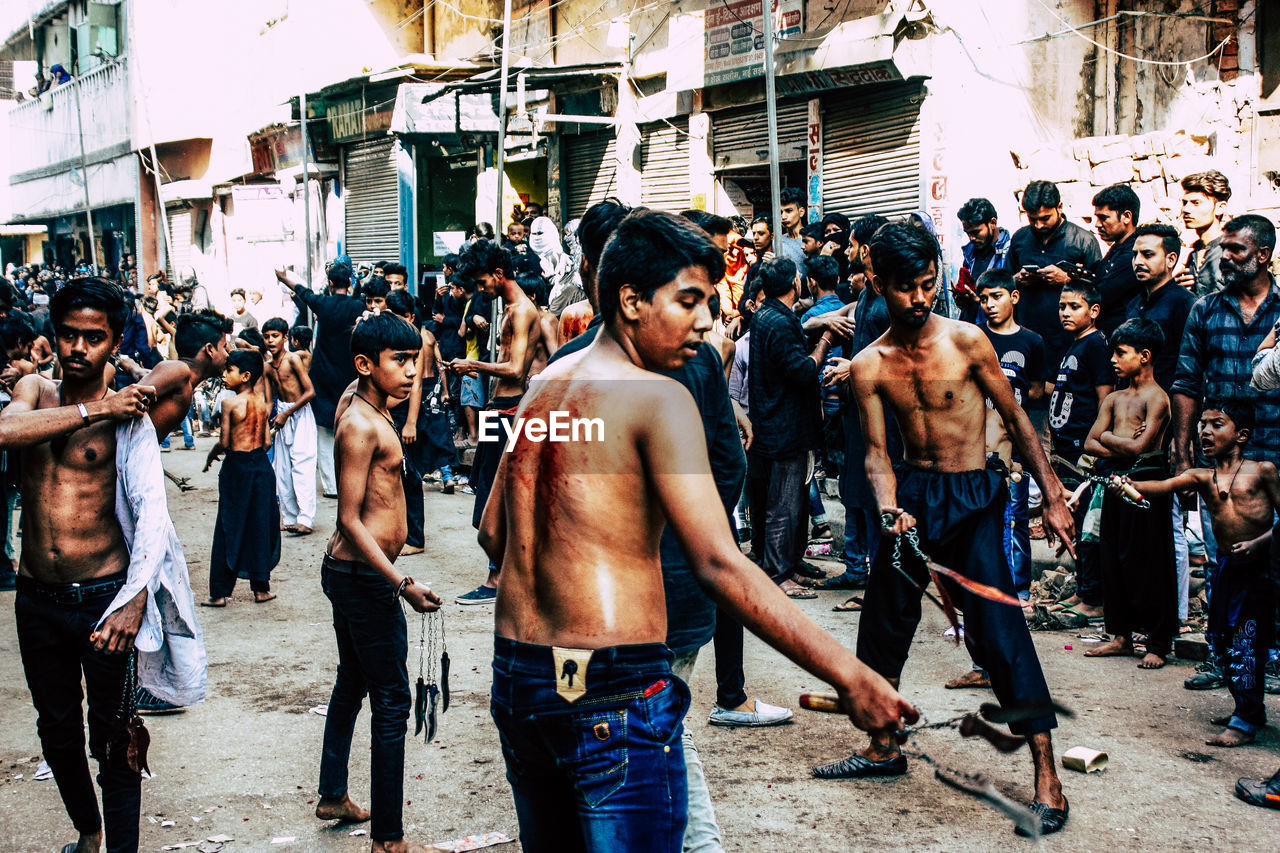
947;269;1047;690
1046;283;1114;622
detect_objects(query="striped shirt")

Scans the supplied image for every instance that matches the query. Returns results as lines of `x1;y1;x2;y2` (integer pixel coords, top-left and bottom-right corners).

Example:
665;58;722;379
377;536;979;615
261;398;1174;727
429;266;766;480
1171;278;1280;460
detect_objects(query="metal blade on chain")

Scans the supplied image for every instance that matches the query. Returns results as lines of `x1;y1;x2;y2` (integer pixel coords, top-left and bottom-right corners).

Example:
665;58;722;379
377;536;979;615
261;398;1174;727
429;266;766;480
934;766;1041;839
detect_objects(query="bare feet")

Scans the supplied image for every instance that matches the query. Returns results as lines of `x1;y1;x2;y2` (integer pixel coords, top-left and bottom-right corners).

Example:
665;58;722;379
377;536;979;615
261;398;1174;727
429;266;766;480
400;544;424;556
945;670;991;689
1207;727;1255;747
315;794;370;824
1084;636;1132;657
289;525;313;536
254;592;277;603
372;840;433;853
199;598;229;608
1137;652;1165;669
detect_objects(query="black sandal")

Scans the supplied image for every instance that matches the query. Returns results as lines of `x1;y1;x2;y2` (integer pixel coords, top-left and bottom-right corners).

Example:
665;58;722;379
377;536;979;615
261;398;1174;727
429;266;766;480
1014;797;1069;836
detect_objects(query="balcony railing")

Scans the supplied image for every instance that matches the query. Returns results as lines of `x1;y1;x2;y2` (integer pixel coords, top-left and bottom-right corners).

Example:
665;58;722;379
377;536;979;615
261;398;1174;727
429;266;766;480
7;56;130;176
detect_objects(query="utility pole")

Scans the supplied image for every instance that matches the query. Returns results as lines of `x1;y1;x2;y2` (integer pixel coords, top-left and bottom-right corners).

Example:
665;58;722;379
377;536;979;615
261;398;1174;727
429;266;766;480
762;0;782;235
300;92;313;291
70;72;98;273
490;0;513;358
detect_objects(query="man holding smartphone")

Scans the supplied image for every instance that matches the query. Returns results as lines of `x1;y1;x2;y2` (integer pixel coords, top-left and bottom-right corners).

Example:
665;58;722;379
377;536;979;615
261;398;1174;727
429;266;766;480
1007;180;1102;368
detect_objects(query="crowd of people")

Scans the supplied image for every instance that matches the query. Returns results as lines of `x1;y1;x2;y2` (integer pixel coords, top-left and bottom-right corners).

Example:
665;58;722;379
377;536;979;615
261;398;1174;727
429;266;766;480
2;166;1280;853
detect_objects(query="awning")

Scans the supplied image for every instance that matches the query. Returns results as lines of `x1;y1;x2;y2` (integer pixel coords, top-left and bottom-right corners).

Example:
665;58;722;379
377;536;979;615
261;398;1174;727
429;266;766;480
432;63;624;99
389;83;501;136
160;179;214;204
769;4;933;95
0;223;48;235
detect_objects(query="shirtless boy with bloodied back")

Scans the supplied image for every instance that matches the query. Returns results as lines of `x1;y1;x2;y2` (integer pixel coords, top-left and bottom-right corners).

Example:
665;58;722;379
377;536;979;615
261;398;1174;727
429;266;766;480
314;312;443;853
0;278;165;853
827;223;1076;837
448;239;543;605
478;211;916;852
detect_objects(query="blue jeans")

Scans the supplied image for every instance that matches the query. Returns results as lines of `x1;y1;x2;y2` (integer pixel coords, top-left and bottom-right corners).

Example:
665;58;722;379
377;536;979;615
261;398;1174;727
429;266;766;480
1003;475;1031;596
318;558;410;842
808;480;827;526
491;637;690;853
159;415;194;449
841;502;876;578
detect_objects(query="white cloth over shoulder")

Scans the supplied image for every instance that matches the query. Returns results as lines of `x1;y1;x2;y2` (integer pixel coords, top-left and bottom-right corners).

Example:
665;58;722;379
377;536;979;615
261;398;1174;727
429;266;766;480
1251;345;1280;392
97;417;207;706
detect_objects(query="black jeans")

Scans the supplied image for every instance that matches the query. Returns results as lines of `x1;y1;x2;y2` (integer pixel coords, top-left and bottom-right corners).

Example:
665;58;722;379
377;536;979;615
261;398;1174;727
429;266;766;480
747;452;811;583
712;609;748;709
318;558;410;842
15;576;141;852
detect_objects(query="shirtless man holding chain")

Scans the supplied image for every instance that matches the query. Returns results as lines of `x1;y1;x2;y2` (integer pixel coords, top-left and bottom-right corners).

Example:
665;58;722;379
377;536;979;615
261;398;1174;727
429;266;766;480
448;239;543;605
821;222;1076;837
0;278;159;853
478;211;915;851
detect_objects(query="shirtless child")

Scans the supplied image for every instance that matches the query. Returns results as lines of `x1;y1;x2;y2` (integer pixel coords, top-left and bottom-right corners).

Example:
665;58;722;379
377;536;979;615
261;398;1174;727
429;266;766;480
1117;399;1280;746
203;349;280;605
478;211;915;852
315;312;442;853
828;223;1075;837
289;325;313;374
448;239;543;605
263;317;318;535
0;278;181;853
1082;319;1175;668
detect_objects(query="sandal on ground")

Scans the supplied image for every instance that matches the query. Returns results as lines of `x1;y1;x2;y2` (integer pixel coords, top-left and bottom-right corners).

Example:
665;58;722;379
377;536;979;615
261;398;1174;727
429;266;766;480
812;752;907;779
254;593;278;604
199;598;228;607
1014;797;1069;836
833;595;864;612
792;561;828;580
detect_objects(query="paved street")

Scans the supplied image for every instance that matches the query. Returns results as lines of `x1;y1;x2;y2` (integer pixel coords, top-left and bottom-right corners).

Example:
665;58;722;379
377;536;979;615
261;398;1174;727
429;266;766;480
0;438;1275;852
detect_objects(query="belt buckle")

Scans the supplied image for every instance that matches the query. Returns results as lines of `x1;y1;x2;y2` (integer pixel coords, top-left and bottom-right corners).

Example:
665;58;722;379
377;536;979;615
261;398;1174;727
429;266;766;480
67;582;83;605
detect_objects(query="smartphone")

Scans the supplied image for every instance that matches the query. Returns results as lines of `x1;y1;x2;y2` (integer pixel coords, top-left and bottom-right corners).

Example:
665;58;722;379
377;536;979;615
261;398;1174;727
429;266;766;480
1021;264;1039;273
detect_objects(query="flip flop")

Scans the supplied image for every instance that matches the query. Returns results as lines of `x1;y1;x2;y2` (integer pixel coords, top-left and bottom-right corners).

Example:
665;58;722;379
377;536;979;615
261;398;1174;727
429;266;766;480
254;593;278;604
199;599;228;608
833;595;864;612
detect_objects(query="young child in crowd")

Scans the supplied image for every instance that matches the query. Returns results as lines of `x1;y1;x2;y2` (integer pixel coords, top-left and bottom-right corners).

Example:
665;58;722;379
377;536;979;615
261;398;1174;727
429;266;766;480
290;325;313;374
1119;400;1280;746
1083;319;1175;668
1046;283;1114;622
314;312;441;851
262;317;318;536
202;349;280;605
977;268;1046;597
363;277;390;313
385;289;456;511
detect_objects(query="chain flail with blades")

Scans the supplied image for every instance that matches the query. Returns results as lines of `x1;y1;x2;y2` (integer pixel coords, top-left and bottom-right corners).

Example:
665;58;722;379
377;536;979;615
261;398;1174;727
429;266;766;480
802;513;1075;837
1051;455;1151;509
412;610;449;743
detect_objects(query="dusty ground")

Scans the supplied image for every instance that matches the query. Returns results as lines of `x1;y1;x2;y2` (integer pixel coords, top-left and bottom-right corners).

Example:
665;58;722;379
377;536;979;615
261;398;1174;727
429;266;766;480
0;438;1277;852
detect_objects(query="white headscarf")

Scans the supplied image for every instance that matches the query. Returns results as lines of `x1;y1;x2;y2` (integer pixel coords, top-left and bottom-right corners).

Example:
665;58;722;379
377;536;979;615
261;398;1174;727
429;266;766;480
528;216;564;257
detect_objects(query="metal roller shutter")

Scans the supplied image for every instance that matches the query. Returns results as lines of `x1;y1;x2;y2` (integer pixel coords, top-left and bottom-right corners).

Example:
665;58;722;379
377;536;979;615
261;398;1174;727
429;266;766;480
711;101;807;168
165;205;192;281
639;120;690;212
343;137;401;266
821;83;924;219
564;131;618;220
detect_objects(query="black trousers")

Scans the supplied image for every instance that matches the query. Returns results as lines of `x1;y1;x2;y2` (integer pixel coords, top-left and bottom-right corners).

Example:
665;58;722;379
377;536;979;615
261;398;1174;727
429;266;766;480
747;452;810;583
1100;472;1177;657
856;466;1057;736
471;395;523;530
712;608;748;709
15;579;141;852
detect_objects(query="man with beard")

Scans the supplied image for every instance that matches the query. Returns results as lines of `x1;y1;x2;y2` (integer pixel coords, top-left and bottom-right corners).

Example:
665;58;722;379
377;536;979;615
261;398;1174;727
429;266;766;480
1090;184;1141;336
954;198;1010;324
815;223;1076;838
